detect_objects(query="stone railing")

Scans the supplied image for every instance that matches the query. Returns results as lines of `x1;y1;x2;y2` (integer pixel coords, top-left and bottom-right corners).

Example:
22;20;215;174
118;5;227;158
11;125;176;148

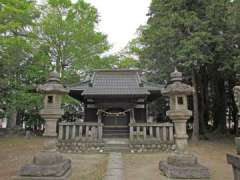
129;122;174;143
58;121;103;141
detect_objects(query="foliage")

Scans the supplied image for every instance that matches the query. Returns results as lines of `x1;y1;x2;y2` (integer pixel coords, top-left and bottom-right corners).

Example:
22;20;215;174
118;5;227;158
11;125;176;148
0;0;42;124
131;0;240;134
0;0;112;128
36;0;111;83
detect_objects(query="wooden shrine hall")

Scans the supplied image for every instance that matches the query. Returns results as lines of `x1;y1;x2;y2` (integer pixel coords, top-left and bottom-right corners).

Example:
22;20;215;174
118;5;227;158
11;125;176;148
57;69;174;152
69;69;164;137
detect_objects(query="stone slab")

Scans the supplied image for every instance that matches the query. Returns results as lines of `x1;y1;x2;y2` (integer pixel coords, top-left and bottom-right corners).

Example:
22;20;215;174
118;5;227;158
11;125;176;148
33;152;63;165
13;168;71;180
227;153;240;169
104;152;125;180
159;161;210;179
167;153;198;166
227;153;240;180
18;159;71;177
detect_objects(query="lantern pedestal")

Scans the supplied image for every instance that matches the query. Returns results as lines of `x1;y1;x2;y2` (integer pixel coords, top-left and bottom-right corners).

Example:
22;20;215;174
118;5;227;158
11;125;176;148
167;110;192;152
40;110;63;137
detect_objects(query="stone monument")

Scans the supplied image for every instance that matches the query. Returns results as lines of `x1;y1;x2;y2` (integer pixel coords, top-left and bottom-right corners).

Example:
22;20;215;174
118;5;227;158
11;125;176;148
227;83;240;180
38;71;68;137
159;68;210;179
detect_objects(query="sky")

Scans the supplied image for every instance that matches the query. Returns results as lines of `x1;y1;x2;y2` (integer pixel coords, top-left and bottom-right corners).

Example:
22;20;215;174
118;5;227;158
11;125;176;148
38;0;151;54
86;0;151;53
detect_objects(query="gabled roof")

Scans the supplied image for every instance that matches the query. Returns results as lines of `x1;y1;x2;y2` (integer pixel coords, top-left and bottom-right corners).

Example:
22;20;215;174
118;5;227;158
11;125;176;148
70;69;163;97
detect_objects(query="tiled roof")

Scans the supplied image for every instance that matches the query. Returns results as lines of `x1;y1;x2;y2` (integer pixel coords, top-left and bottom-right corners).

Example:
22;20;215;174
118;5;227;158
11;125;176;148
70;69;162;96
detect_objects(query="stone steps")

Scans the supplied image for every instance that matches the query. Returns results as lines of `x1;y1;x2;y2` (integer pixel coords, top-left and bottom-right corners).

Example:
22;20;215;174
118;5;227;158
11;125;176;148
104;144;130;153
103;138;130;153
103;127;129;138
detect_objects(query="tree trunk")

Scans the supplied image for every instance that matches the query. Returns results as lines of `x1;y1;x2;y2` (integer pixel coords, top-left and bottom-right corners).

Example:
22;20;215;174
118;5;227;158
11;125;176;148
7;109;17;128
191;69;199;141
213;74;226;133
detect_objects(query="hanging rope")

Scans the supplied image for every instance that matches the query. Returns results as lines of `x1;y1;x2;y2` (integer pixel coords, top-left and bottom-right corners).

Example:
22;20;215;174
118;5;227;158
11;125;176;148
97;108;132;117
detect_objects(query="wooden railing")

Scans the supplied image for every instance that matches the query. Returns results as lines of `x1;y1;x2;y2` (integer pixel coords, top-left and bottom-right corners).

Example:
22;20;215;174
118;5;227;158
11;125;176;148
58;122;103;140
129;122;174;142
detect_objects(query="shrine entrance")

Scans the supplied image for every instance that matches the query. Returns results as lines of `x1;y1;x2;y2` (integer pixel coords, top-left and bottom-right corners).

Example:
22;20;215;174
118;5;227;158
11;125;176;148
102;108;130;138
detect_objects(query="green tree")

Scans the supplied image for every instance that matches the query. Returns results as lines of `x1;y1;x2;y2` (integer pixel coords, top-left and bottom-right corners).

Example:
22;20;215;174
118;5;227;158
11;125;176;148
132;0;240;137
0;0;41;128
36;0;110;83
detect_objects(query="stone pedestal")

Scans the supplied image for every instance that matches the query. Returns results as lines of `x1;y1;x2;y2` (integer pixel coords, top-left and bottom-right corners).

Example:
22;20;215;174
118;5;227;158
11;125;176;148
40;113;63;137
227;153;240;180
167;110;192;152
14;152;71;180
159;153;210;179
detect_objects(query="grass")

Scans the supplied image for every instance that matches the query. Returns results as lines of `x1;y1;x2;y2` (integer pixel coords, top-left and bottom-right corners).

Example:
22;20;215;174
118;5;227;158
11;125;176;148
0;136;108;180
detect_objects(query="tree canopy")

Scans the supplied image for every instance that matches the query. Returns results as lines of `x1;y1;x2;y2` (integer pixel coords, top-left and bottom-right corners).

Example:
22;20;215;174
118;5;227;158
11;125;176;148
131;0;240;136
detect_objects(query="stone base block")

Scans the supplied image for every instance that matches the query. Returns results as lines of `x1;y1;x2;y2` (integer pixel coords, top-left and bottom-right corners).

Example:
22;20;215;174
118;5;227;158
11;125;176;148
167;154;198;166
13;168;71;180
159;154;210;179
159;161;209;179
227;153;240;180
13;152;71;180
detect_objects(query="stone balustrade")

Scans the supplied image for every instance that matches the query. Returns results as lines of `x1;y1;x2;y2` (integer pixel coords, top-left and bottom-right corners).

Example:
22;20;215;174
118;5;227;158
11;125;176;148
129;122;174;143
58;121;103;140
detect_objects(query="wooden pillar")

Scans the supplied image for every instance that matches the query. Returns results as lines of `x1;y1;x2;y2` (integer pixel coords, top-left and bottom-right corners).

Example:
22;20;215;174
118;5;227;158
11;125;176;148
163;126;167;141
143;126;147;140
98;124;103;140
97;110;103;140
92;126;96;138
130;109;135;123
137;126;140;139
156;126;160;140
146;103;148;122
72;125;76;139
169;126;174;142
149;126;153;137
58;124;63;140
86;125;89;137
65;125;69;140
98;110;102;123
79;125;83;138
130;126;134;140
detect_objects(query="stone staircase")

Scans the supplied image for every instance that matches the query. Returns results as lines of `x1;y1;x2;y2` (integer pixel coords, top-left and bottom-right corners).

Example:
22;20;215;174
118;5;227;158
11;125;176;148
103;138;130;153
103;126;129;138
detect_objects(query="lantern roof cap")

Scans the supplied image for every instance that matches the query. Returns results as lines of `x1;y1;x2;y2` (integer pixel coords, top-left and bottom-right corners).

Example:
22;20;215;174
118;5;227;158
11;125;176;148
162;69;193;96
170;67;183;82
37;71;69;94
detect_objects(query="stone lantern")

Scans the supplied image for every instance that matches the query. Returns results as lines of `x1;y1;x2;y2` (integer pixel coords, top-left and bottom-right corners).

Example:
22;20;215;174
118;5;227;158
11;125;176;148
38;72;68;137
161;69;193;151
159;69;209;179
